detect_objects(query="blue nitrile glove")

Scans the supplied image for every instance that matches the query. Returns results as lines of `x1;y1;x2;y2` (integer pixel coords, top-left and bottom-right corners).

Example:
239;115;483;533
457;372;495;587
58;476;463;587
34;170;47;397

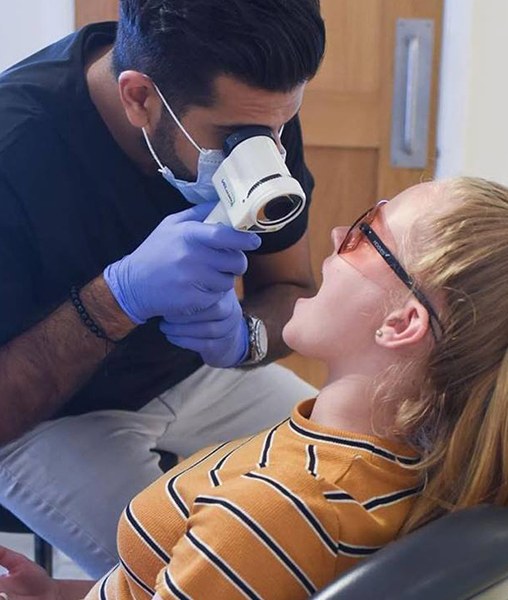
104;204;261;324
159;289;249;368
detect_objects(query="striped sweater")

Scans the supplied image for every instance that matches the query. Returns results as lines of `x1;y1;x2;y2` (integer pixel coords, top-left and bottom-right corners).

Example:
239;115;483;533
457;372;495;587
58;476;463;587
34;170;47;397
86;399;422;600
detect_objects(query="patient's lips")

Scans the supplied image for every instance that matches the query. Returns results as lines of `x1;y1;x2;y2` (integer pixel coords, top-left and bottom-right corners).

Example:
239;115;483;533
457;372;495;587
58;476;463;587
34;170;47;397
331;226;347;252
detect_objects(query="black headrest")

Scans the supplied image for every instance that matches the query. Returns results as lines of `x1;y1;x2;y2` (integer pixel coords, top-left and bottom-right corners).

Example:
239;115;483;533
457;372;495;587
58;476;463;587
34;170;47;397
312;505;508;600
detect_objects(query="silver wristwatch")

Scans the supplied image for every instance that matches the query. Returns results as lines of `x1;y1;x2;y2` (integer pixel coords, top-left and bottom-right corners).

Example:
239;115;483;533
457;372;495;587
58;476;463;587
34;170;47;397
242;313;268;365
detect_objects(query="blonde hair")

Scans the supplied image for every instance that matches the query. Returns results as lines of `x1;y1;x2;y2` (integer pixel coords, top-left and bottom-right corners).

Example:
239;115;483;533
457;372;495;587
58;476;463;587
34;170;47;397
394;177;508;533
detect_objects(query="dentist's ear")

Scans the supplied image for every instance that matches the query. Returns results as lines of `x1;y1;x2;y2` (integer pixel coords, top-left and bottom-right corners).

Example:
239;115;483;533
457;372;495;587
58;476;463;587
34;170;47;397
375;299;430;349
118;71;161;130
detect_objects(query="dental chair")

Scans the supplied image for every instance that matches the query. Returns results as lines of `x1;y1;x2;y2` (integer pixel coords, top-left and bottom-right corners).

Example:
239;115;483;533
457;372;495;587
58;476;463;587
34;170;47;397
312;505;508;600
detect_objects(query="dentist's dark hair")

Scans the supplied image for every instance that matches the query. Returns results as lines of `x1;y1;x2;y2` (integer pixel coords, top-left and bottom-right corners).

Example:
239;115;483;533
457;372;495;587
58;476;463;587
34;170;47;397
112;0;325;111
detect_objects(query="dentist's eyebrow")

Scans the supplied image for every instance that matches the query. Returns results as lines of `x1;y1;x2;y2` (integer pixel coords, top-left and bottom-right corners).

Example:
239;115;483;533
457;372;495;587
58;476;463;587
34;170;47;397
215;123;287;136
216;123;267;131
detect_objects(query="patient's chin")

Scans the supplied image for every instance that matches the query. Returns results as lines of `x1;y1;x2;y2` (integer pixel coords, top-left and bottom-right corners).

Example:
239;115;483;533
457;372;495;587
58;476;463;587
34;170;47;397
282;317;309;356
282;318;298;351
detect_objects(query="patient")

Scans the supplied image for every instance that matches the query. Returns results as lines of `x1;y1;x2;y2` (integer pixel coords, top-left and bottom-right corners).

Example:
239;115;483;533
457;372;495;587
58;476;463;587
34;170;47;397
1;176;508;599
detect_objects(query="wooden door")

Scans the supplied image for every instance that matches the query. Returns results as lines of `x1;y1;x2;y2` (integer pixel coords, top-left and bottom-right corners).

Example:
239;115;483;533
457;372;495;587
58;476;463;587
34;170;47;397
281;0;444;387
76;1;119;25
76;0;443;388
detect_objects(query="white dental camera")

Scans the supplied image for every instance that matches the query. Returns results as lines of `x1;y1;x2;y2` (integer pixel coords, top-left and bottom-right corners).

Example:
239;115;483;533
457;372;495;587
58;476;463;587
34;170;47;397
205;126;306;232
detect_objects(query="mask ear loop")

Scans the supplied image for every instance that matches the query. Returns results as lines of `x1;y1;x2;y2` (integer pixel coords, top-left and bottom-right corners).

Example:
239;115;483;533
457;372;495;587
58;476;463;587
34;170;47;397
141;127;165;172
150;80;203;154
276;124;285;152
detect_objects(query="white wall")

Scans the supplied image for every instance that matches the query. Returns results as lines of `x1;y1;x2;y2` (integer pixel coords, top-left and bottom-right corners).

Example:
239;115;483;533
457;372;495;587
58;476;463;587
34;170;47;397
436;0;508;186
434;0;474;180
0;0;74;72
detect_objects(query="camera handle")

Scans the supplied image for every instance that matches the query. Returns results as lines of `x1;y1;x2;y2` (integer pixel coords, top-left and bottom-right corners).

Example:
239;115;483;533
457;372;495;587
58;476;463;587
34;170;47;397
204;201;233;227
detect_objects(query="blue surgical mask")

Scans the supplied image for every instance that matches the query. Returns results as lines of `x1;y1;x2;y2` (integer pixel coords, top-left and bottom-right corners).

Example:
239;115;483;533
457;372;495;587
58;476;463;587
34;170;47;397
142;83;225;204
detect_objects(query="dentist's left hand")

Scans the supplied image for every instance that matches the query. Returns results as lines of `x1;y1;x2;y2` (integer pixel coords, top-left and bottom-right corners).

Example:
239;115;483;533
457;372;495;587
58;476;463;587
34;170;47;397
160;289;249;368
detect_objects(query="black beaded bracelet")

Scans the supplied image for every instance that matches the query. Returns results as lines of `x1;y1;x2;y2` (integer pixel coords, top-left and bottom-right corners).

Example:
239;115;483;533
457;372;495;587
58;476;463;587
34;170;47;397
70;285;119;344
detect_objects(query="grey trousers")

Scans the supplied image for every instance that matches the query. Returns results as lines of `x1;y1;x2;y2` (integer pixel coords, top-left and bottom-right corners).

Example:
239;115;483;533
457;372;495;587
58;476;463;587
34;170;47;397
0;363;316;578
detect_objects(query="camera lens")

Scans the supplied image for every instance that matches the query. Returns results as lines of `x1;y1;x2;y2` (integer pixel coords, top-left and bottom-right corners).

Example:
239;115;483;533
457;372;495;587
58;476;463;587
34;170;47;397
258;195;303;226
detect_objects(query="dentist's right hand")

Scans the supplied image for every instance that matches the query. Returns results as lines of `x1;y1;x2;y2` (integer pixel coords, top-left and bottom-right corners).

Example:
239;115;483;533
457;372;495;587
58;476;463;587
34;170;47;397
103;203;261;324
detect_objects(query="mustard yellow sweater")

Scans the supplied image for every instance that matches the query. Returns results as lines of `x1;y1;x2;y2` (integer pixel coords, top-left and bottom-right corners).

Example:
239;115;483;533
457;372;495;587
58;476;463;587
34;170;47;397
85;399;421;600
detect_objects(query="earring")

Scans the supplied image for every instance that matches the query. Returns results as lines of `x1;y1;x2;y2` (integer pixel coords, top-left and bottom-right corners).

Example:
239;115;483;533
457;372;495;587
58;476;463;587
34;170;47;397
375;329;383;338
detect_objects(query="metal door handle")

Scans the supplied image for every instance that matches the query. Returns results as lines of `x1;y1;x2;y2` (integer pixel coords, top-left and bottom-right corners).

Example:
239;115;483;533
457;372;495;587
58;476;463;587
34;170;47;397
403;36;420;155
391;19;434;169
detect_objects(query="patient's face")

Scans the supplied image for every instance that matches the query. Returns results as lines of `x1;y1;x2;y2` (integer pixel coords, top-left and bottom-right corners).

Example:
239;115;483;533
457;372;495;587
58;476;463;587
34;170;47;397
283;181;444;366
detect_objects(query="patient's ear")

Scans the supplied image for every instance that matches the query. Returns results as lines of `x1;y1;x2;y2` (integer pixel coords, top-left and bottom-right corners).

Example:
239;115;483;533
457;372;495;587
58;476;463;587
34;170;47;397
375;299;430;349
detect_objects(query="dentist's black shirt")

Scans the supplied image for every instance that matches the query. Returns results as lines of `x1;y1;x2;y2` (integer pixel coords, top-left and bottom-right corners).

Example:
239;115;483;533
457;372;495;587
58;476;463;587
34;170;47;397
0;22;314;418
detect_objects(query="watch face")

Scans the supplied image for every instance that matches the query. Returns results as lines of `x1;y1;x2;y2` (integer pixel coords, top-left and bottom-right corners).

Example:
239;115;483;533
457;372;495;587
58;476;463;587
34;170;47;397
244;314;268;364
257;319;268;355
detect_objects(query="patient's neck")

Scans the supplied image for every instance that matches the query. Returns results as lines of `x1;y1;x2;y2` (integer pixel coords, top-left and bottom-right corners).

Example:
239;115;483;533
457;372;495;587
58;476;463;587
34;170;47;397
310;373;401;441
310;375;377;436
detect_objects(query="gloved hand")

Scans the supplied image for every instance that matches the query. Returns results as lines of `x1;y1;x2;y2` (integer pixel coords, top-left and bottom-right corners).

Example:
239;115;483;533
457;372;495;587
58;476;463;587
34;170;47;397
104;203;261;324
159;289;249;368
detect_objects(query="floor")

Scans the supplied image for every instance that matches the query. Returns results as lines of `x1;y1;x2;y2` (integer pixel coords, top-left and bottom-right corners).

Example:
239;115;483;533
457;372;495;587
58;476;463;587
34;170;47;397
0;532;87;579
